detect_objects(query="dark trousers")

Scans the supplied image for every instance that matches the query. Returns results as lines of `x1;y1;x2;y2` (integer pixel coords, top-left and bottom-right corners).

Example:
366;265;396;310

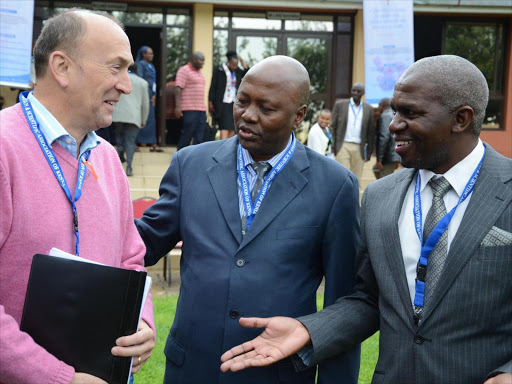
177;111;206;150
114;122;139;168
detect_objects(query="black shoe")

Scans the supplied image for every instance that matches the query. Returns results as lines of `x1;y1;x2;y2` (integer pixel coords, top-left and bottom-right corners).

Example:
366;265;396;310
126;166;133;177
118;151;126;163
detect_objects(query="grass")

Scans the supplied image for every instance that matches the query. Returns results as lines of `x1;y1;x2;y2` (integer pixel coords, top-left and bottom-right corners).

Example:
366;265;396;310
136;294;379;383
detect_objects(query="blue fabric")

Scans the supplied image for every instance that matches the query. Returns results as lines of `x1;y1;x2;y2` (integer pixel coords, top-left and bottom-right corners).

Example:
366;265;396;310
237;135;292;219
136;137;361;384
135;59;157;145
177;111;206;149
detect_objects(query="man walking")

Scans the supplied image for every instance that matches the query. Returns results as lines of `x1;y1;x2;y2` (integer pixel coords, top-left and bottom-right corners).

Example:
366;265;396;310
331;83;374;182
175;51;207;149
113;64;150;176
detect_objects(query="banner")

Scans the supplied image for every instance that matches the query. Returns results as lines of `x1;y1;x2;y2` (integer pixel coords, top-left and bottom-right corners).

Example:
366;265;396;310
0;0;34;88
363;0;414;104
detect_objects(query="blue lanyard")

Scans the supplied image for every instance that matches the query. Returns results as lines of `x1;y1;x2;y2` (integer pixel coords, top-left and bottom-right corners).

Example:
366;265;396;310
413;147;486;308
349;102;362;129
238;134;296;232
19;91;90;255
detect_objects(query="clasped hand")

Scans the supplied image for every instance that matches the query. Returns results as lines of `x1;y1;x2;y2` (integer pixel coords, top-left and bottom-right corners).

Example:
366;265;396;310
220;316;311;372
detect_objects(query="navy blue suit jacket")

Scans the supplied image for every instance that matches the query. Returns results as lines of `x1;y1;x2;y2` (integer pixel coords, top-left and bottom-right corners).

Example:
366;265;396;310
136;136;361;384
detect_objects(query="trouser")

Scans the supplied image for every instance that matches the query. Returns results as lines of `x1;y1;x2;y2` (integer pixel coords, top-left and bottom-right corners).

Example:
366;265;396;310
177;111;206;150
336;141;364;182
114;122;139;168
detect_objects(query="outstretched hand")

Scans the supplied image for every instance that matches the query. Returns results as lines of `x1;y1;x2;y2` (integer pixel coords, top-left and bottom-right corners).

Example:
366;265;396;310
220;316;311;372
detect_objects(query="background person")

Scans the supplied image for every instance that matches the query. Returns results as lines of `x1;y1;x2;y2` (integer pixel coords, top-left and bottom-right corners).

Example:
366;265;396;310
307;108;334;159
220;55;512;384
330;82;374;182
209;50;249;140
136;55;361;384
0;10;155;384
135;45;162;152
113;64;150;177
175;51;206;149
374;97;400;178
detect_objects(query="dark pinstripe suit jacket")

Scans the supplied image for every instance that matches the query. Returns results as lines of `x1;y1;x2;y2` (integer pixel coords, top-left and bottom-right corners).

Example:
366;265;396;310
298;143;512;384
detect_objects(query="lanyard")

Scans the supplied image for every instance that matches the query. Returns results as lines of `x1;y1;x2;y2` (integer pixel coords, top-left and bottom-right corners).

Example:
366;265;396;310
238;134;296;232
413;147;486;308
19;91;90;255
349;102;362;129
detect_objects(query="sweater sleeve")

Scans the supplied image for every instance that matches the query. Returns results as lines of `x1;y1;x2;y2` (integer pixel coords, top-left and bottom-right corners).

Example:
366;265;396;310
117;174;155;334
0;159;75;384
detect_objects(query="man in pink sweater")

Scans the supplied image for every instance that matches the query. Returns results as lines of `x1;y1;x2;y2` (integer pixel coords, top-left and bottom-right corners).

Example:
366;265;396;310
0;10;155;384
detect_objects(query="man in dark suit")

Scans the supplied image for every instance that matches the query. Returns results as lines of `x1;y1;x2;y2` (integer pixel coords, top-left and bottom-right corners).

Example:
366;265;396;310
209;50;249;140
374;98;400;178
136;55;360;384
330;83;374;182
220;55;512;384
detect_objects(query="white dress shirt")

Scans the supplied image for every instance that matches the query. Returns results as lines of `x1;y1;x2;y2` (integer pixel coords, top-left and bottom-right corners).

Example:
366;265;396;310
398;140;485;305
343;97;363;144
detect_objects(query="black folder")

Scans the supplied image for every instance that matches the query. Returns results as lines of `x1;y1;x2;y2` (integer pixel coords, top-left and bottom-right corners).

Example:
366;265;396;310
21;254;148;384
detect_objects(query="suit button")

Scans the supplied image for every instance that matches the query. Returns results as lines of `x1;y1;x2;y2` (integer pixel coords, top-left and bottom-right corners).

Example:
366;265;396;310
229;310;239;319
414;335;424;344
236;258;245;267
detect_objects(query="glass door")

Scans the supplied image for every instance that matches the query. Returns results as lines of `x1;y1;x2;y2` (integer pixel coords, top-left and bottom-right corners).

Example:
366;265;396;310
233;33;279;67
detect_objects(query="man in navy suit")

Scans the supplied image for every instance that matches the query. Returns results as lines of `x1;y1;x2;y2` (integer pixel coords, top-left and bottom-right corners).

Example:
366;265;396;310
136;55;360;384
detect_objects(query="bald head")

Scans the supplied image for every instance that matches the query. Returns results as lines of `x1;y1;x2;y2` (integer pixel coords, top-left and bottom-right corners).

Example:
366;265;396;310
191;51;205;69
398;55;488;136
34;9;124;79
246;56;310;107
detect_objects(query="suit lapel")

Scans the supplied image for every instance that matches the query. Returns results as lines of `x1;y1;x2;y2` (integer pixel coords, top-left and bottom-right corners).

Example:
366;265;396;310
238;143;309;251
380;169;418;327
207;138;243;245
421;146;512;322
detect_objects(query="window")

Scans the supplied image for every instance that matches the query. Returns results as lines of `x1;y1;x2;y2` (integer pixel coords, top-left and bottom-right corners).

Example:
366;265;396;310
415;16;508;130
443;22;506;129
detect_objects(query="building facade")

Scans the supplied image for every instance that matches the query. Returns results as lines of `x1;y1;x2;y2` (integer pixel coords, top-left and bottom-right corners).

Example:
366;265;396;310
26;0;512;156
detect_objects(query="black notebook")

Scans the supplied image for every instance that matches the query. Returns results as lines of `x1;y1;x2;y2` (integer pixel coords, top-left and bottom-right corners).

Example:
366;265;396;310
21;252;151;384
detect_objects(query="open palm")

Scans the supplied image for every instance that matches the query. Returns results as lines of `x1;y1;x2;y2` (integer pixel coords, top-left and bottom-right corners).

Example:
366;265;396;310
220;316;311;372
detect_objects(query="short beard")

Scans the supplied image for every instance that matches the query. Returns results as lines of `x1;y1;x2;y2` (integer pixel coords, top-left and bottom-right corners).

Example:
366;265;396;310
401;141;450;172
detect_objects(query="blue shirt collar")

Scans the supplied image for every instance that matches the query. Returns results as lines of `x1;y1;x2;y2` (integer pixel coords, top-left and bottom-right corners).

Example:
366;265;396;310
26;92;100;158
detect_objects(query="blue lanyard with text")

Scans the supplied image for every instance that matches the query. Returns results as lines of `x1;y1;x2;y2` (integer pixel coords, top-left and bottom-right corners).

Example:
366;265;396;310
238;134;296;232
349;102;362;129
413;147;486;308
19;91;90;255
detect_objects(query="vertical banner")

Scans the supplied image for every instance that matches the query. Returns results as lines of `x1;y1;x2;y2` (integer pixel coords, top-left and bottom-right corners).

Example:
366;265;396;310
363;0;414;104
0;0;35;88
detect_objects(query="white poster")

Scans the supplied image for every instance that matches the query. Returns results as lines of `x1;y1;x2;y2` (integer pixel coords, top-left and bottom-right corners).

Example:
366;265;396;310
363;0;414;104
0;0;35;88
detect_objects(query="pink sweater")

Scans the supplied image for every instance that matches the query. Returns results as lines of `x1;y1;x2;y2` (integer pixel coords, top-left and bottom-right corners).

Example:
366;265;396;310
0;104;155;384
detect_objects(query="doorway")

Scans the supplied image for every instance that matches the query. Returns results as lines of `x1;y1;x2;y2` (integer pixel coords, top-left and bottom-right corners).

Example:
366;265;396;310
125;26;164;146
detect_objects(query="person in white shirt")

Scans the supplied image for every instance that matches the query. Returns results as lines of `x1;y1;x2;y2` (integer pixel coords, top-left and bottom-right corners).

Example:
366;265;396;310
330;83;374;182
307;109;334;159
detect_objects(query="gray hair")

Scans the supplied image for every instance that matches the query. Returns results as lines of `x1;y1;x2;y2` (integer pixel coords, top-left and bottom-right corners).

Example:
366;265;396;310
401;55;488;137
34;8;124;78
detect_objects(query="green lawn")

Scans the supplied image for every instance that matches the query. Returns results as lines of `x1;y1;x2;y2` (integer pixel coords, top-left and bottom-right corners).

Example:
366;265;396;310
136;294;379;383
